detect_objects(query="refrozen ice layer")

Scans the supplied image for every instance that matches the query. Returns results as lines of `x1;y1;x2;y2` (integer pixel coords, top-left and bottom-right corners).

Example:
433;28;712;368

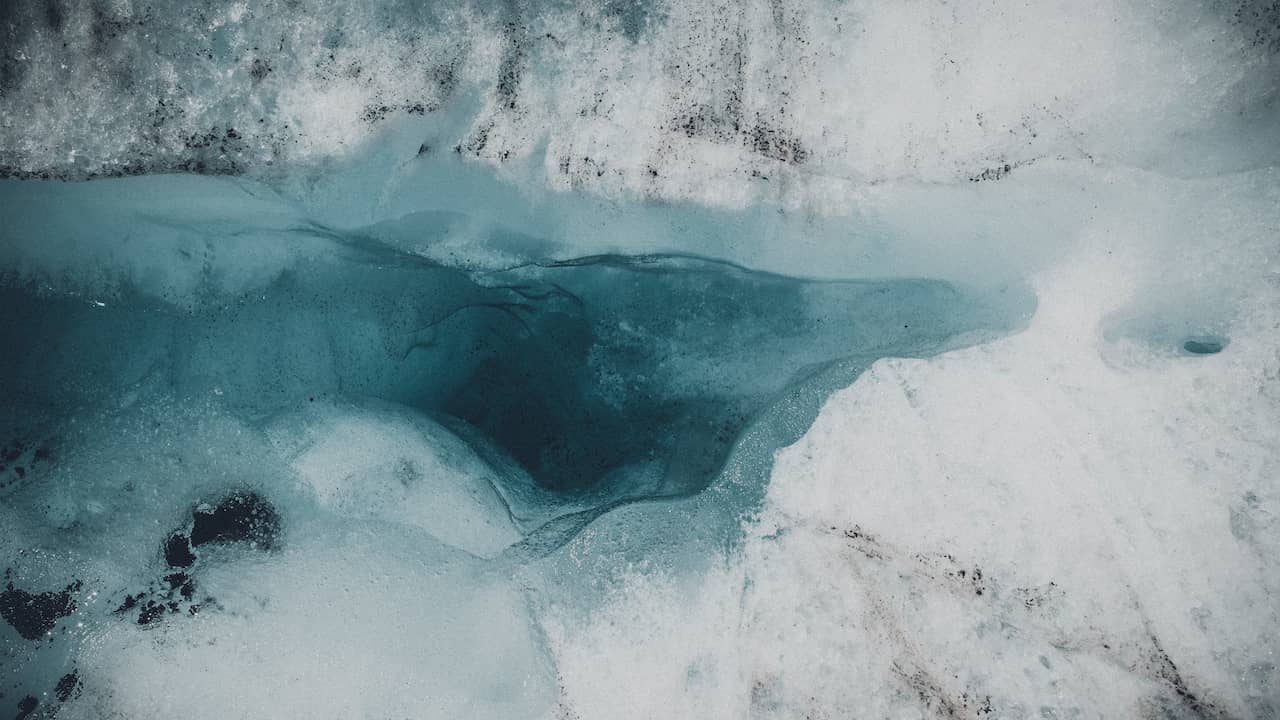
1;0;1277;196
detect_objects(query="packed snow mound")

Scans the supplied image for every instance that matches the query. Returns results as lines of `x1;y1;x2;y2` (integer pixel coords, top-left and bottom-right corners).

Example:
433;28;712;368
62;531;556;720
0;393;554;719
267;398;523;558
1;0;1277;198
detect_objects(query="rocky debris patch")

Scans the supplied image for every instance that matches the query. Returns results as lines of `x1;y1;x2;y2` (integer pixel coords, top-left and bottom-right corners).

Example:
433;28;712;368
115;491;280;627
0;574;80;642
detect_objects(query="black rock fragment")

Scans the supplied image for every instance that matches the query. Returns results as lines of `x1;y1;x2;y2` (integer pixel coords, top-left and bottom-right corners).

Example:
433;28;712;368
116;576;196;627
0;581;79;641
189;491;280;550
164;572;195;600
163;533;195;568
113;594;138;615
136;600;166;626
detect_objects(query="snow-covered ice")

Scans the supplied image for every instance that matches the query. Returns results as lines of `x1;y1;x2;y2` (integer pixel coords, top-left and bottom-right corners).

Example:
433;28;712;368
1;0;1277;717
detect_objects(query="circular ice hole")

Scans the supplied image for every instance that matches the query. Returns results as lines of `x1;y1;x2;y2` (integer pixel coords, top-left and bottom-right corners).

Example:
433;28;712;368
1182;337;1226;355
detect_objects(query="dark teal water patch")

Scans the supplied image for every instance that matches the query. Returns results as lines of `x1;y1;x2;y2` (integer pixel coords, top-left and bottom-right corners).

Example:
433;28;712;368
441;254;1027;506
1182;336;1227;355
0;237;1031;535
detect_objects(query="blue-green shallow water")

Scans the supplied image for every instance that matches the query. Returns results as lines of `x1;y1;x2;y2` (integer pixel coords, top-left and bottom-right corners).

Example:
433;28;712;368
0;173;1032;716
0;233;1032;536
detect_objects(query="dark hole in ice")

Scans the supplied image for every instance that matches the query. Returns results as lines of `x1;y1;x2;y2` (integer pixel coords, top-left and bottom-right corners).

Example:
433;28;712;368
0;581;79;641
1182;337;1226;355
189;492;281;550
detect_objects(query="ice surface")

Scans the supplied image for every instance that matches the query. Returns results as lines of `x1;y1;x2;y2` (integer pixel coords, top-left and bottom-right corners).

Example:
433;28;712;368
267;398;522;558
65;529;556;720
537;171;1280;718
2;0;1279;717
1;0;1277;188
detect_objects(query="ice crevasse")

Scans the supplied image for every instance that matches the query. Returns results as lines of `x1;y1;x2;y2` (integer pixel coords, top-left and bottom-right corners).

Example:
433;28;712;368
0;0;1278;718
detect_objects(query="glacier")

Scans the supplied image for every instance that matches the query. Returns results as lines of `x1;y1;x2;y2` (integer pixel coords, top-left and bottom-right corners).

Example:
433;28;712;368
1;0;1279;718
